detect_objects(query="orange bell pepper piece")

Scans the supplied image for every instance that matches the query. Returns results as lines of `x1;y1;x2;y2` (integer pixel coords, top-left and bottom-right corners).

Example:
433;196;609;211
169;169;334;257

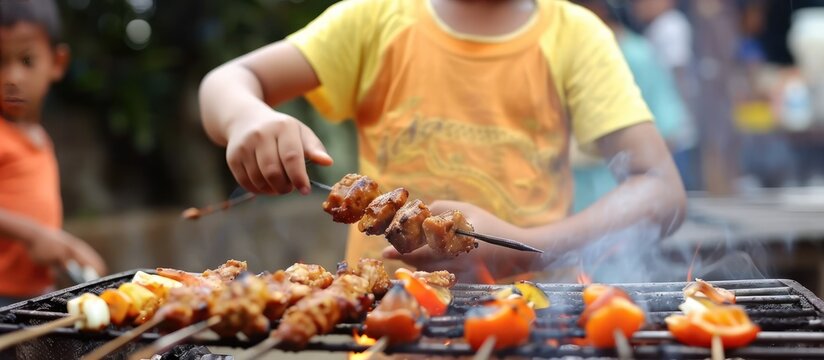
464;297;533;350
579;285;644;349
666;302;759;348
99;289;133;326
364;285;424;344
395;269;451;316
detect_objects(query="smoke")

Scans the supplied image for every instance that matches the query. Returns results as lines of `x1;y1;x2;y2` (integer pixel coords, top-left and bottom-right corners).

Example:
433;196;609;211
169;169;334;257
545;148;773;285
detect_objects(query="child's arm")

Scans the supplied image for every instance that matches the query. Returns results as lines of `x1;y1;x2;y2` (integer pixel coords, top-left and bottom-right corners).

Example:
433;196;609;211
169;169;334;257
0;208;107;276
199;41;333;195
385;122;686;281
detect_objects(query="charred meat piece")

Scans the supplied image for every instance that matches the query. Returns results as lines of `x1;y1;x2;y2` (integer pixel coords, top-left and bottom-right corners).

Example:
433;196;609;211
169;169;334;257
274;259;388;348
261;271;316;321
385;199;431;254
156;286;215;332
285;263;334;289
411;270;457;288
423;210;478;256
209;274;270;337
358;188;409;235
275;275;373;348
337;258;391;298
322;174;380;223
156;259;247;290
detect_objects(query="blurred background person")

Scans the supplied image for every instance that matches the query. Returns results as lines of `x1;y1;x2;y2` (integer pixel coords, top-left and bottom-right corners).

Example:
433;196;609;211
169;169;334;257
631;0;699;190
571;0;689;212
0;0;106;306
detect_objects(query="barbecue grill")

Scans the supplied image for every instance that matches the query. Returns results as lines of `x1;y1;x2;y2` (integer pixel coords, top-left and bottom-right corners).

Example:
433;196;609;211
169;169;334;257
2;270;824;359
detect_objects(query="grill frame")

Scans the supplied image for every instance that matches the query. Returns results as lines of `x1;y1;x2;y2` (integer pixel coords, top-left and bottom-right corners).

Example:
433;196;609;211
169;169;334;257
2;271;824;359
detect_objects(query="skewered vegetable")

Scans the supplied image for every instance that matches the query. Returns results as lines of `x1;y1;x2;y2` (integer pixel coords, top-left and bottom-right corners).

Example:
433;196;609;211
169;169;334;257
67;294;111;331
395;268;451;316
364;285;424;344
579;285;645;349
99;289;133;326
464;297;533;350
666;296;759;348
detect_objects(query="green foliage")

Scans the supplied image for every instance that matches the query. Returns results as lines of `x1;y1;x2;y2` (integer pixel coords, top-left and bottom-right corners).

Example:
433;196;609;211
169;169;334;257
56;0;340;153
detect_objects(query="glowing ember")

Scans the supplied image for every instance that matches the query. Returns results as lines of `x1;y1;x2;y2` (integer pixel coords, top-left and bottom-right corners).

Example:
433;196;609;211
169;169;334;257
475;260;496;285
349;332;378;360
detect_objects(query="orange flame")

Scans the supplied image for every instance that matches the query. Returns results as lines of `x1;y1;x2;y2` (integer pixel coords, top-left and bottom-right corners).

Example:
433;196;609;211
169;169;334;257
475;261;496;285
349;331;377;360
576;271;592;285
686;241;702;282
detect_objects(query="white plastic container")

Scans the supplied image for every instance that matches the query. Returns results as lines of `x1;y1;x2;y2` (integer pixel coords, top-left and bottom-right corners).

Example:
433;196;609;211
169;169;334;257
788;8;824;122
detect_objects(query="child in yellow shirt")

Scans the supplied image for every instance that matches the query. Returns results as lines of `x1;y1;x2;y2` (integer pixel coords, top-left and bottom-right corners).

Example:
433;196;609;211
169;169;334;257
199;0;686;282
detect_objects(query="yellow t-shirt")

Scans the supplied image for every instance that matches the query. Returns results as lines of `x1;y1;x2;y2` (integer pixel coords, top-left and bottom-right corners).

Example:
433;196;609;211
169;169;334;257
288;0;652;270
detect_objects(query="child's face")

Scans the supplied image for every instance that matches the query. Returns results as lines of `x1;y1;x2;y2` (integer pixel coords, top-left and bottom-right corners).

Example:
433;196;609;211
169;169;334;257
0;22;68;121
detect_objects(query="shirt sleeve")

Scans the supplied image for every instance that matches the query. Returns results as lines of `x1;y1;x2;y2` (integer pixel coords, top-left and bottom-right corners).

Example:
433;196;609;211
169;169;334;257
562;7;653;148
286;0;377;122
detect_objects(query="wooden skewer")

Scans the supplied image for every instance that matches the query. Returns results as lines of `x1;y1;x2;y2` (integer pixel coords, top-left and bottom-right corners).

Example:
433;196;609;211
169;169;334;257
472;336;496;360
362;336;389;360
237;335;283;360
613;330;634;360
711;334;724;360
82;316;165;360
127;316;220;360
0;314;83;351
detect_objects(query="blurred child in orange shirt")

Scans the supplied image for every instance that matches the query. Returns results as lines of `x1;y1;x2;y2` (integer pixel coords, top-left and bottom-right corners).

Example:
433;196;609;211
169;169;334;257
0;0;106;305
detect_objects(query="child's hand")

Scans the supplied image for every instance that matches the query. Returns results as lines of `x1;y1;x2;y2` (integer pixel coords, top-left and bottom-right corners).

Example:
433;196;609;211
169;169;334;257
225;110;333;195
26;227;107;276
383;200;542;282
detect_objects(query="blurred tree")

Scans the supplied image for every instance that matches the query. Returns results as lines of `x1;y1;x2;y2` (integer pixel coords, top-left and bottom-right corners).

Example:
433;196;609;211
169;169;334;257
49;0;356;215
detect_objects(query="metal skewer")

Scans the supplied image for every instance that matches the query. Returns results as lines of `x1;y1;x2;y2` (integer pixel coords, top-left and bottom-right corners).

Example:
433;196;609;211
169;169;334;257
127;316;220;360
456;229;543;253
82;316;164;360
181;180;332;220
0;313;83;351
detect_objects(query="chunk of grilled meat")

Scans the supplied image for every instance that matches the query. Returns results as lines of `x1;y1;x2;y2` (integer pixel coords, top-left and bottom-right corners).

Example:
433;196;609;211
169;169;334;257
274;259;389;349
209;274;270;337
358;188;409;235
411;270;457;288
261;270;316;321
156;286;215;332
337;258;391;297
322;174;381;223
285;263;334;289
385;199;431;254
156;260;248;290
423;210;478;256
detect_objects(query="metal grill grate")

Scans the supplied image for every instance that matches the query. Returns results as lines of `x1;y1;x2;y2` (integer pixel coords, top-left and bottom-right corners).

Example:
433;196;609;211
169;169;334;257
1;271;824;359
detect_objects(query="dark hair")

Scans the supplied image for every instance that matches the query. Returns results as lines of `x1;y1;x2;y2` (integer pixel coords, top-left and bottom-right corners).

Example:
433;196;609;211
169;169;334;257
0;0;62;44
